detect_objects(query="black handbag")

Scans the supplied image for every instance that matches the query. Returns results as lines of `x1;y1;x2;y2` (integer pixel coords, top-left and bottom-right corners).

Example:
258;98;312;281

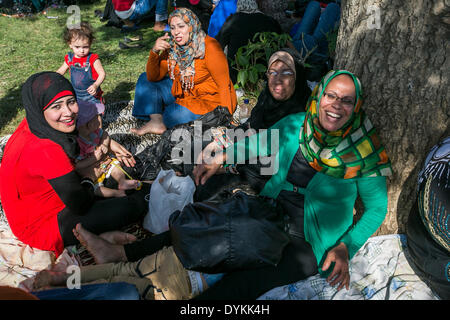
169;191;289;273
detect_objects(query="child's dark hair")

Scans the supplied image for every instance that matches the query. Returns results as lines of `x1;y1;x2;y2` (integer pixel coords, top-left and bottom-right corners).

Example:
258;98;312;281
63;21;95;44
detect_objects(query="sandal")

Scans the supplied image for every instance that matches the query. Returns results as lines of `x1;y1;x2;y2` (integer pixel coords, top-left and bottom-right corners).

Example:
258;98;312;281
119;41;144;49
123;35;143;43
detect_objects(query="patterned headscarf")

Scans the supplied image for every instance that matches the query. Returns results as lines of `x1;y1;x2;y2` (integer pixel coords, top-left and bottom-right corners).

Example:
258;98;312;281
236;0;260;13
299;70;392;179
168;8;206;92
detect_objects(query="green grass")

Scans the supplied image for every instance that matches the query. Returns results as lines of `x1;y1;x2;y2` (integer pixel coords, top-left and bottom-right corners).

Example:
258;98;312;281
0;0;163;135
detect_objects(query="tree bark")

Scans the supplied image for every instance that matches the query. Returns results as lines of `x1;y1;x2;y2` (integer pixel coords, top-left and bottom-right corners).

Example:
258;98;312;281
335;0;449;234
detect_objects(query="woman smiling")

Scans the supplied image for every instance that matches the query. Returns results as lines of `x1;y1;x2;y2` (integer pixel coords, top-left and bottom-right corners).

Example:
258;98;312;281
193;70;393;298
131;8;237;135
0;72;148;257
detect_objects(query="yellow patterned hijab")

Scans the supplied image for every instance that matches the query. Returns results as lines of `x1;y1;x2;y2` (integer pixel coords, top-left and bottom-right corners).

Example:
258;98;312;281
299;70;392;179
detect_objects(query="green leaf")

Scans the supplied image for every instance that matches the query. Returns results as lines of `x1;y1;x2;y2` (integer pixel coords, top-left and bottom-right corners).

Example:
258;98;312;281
249;68;258;84
237;70;248;87
237;53;249;66
255;64;266;72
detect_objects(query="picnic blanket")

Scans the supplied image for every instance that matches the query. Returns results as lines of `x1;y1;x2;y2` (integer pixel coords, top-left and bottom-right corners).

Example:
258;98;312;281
257;234;440;300
0;101;441;299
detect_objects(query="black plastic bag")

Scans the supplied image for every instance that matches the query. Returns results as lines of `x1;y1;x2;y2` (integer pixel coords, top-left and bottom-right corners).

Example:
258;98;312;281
169;191;290;273
135;106;233;181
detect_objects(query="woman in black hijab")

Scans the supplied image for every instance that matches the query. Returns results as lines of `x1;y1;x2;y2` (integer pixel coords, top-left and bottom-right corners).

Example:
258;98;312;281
228;48;311;192
0;72;148;257
244;48;311;130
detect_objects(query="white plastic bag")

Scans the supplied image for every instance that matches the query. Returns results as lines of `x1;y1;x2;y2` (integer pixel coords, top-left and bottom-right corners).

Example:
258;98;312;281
143;169;195;234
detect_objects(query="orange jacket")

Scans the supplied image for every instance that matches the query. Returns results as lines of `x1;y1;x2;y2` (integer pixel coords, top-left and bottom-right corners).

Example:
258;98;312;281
146;35;237;116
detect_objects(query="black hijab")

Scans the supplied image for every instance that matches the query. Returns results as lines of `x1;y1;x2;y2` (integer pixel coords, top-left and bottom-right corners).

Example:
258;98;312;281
22;72;80;159
247;48;311;130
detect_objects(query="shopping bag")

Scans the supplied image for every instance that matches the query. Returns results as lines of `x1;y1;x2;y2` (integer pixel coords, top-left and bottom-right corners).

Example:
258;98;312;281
143;169;195;234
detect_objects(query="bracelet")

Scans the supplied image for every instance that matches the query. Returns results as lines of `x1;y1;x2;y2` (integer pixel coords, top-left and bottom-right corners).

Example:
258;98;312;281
80;178;95;189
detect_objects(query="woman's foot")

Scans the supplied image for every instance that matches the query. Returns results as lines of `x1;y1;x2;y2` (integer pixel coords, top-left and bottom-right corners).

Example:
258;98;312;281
99;230;137;245
130;118;167;135
73;223;127;264
153;21;168;32
33;269;68;290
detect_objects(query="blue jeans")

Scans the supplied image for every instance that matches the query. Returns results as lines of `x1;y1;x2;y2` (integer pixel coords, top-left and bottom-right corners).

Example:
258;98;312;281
133;72;200;128
129;0;168;23
292;1;340;64
31;282;140;300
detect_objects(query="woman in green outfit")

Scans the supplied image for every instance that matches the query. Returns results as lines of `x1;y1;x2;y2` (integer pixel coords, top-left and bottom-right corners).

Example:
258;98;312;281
193;70;393;298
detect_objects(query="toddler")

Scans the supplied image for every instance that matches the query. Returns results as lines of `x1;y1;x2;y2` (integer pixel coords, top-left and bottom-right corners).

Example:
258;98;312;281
57;21;106;106
75;101;141;198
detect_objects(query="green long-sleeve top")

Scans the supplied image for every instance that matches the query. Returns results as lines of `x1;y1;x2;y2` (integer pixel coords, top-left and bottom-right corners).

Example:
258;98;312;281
227;112;388;271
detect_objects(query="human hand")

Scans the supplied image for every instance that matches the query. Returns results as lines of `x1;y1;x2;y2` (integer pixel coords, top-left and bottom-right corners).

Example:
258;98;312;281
152;33;171;54
110;139;136;167
193;141;226;185
321;242;350;291
76;157;111;181
94;146;106;161
87;83;98;96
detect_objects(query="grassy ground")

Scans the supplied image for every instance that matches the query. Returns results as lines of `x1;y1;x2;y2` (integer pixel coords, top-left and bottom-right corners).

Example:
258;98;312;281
0;0;163;135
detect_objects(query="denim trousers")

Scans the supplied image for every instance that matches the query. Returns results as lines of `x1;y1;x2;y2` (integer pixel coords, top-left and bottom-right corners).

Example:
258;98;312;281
132;72;200;128
292;1;340;64
31;282;140;300
129;0;168;22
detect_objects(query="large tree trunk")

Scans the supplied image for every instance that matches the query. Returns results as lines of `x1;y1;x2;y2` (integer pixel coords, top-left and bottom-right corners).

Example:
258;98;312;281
335;0;449;234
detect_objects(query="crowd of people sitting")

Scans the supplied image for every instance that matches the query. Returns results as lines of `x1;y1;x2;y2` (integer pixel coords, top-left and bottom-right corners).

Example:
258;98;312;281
0;0;448;301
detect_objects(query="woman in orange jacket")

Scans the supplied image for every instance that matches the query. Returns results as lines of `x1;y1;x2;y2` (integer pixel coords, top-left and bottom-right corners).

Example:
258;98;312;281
131;7;237;135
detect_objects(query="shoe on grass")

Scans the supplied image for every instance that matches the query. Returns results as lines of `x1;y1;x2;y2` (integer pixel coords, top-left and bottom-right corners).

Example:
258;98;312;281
124;35;143;43
119;41;144;49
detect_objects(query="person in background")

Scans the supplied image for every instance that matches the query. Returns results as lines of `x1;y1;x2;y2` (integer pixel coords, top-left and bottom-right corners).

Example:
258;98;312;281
130;8;236;135
207;0;237;38
290;1;340;66
112;0;168;32
56;22;106;110
256;0;295;32
174;0;216;33
215;0;282;83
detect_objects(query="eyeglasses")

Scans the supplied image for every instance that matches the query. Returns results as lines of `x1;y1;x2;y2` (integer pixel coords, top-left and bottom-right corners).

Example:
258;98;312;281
266;70;294;79
322;92;355;108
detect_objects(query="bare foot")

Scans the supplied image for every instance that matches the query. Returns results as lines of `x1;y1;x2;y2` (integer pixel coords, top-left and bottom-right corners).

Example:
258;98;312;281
99;230;137;245
153;21;167;32
73;223;127;264
130;121;167;135
33;269;68;290
118;179;140;190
